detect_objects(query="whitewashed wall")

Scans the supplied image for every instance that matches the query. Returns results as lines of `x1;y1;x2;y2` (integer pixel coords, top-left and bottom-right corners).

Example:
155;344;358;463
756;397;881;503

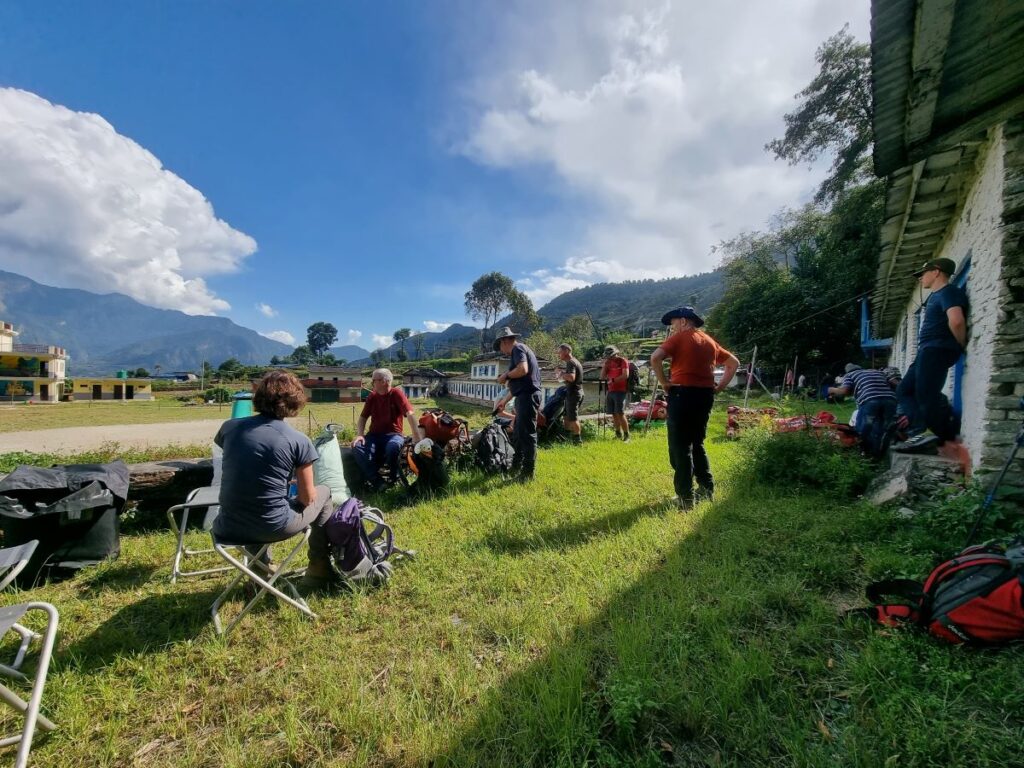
888;126;1006;468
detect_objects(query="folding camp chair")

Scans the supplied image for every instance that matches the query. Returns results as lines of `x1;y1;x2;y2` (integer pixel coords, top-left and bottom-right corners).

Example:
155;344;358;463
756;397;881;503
0;602;58;768
166;486;231;583
209;528;316;637
0;541;38;592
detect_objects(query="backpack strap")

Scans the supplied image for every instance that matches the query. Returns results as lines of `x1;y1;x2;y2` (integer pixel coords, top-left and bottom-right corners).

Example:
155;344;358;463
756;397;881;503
848;603;922;627
865;579;924;605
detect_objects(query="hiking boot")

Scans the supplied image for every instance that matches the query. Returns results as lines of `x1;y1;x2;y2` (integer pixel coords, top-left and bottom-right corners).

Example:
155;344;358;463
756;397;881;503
892;433;941;454
614;430;622;440
300;559;345;591
695;485;714;503
622;433;631;443
513;471;535;484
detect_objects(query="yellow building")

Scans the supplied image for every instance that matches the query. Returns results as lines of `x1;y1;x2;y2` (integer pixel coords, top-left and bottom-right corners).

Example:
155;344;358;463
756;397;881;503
72;376;154;401
0;320;67;403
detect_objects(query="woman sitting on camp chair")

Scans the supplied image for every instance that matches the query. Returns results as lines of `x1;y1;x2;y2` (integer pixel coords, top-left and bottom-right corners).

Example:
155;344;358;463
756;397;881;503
212;370;340;590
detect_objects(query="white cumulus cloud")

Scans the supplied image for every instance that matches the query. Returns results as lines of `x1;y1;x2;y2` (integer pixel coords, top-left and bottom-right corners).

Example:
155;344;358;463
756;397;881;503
261;330;296;346
461;0;869;299
257;302;278;318
371;334;392;349
345;329;363;344
0;88;257;315
423;320;454;333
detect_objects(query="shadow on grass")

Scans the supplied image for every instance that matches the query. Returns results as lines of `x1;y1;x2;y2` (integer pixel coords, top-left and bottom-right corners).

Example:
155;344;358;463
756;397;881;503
76;562;160;595
426;468;1024;767
63;589;219;671
481;500;670;555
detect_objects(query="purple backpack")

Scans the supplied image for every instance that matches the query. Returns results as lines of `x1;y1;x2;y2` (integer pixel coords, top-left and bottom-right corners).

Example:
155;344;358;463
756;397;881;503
324;499;398;583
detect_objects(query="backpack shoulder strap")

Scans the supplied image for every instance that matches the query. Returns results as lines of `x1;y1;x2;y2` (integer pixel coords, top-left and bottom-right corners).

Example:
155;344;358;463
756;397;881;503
865;578;924;605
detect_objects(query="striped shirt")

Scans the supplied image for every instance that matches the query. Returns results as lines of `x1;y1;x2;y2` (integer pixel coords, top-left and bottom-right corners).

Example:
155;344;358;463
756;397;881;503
841;369;896;406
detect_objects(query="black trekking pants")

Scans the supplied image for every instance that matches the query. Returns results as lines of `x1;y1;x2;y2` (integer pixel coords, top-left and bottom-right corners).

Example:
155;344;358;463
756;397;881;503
896;346;962;442
512;391;541;477
666;386;715;501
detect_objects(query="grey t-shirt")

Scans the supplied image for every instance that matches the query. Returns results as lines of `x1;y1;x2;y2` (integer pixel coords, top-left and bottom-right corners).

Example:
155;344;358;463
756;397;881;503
214;415;318;535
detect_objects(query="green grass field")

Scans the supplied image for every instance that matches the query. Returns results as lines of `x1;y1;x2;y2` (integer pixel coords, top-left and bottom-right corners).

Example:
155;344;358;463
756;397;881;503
0;408;1020;767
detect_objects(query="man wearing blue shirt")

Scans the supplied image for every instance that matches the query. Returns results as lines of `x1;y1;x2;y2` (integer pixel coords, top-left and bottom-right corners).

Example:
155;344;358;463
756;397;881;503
494;326;541;482
893;258;968;453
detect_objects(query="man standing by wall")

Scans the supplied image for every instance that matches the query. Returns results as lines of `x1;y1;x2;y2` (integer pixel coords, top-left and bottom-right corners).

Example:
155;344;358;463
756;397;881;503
601;345;631;442
495;326;541;482
651;307;739;510
893;258;968;454
352;368;423;489
557;343;584;445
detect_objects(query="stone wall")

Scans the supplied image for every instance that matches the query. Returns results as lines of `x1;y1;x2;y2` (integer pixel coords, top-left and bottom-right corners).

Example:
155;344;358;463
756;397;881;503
982;117;1024;489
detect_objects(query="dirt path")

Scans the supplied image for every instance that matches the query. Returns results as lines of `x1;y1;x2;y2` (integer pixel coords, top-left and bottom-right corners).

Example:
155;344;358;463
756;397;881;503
0;417;305;454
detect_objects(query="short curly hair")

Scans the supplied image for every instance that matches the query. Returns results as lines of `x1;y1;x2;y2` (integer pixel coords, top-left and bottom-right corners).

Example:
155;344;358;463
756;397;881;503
253;370;307;419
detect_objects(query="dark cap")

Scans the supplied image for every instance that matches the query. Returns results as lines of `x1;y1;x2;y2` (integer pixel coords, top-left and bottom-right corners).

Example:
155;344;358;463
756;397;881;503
491;326;521;351
660;306;704;328
912;258;956;277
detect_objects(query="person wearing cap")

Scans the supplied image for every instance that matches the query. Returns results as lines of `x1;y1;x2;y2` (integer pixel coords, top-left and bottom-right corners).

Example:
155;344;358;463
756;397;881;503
493;326;542;481
601;345;631;441
557;343;585;445
892;258;968;454
650;307;739;510
828;363;897;457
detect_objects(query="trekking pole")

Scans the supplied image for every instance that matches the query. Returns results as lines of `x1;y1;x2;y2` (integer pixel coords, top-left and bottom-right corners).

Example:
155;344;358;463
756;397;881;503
964;398;1024;547
643;379;660;436
743;345;757;408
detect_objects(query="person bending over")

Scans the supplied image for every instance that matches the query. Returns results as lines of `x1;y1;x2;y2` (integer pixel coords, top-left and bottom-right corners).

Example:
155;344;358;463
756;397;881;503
828;363;897;458
213;370;339;590
352;368;423;489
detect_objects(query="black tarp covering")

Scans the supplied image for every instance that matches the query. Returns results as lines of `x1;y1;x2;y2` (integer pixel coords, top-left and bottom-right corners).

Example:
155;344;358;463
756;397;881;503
0;461;130;586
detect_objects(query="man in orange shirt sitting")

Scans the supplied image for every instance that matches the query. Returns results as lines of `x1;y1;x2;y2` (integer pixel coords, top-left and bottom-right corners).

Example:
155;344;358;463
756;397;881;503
651;307;739;510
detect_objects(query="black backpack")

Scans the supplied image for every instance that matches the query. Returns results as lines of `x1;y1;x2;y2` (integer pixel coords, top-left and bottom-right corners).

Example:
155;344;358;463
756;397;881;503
476;423;515;474
409;440;450;497
627;361;641;394
855;539;1024;645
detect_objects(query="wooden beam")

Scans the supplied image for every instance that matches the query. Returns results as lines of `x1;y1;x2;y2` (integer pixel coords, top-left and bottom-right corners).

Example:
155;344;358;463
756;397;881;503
904;0;957;146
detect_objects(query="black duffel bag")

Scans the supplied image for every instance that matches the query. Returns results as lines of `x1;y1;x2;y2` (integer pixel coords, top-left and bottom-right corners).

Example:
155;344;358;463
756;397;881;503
0;461;131;586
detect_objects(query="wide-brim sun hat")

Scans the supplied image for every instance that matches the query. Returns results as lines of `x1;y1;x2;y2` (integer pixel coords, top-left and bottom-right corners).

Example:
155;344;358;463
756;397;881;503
660;306;704;328
492;326;521;352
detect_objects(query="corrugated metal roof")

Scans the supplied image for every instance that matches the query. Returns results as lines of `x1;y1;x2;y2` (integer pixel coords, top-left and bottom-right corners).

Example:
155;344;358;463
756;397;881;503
872;0;1024;176
869;0;1024;335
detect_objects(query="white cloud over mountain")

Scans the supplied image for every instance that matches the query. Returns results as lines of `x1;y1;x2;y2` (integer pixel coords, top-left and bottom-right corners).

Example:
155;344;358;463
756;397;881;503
0;88;256;315
345;329;363;344
461;0;868;304
371;334;392;349
257;302;278;318
261;330;295;345
423;320;453;332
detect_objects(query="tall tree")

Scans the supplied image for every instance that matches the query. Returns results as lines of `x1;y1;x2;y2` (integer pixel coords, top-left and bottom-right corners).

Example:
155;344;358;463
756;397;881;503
765;26;872;203
464;272;538;352
306;322;338;362
393;328;412;362
290;345;315;365
412;333;426;360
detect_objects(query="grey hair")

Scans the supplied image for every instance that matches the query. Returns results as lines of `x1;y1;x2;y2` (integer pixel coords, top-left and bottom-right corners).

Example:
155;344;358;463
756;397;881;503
558;343;572;353
372;368;394;384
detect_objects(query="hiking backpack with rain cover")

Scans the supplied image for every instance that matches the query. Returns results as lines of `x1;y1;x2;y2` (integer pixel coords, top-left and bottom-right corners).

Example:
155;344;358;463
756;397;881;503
475;422;515;475
856;539;1024;645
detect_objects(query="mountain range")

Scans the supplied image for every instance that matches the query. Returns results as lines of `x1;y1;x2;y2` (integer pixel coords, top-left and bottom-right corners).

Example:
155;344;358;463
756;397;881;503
0;267;726;373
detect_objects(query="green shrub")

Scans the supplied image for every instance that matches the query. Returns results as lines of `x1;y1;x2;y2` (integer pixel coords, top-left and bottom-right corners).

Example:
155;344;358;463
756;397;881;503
744;427;874;498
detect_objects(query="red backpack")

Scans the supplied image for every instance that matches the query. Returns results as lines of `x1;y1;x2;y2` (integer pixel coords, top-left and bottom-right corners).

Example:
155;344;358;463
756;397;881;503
418;409;469;444
858;539;1024;645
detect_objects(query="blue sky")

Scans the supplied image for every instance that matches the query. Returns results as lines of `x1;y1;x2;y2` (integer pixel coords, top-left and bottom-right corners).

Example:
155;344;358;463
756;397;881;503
0;1;868;350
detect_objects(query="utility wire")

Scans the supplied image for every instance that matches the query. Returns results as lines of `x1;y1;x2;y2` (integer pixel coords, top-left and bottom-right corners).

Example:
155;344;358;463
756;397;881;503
740;290;868;350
